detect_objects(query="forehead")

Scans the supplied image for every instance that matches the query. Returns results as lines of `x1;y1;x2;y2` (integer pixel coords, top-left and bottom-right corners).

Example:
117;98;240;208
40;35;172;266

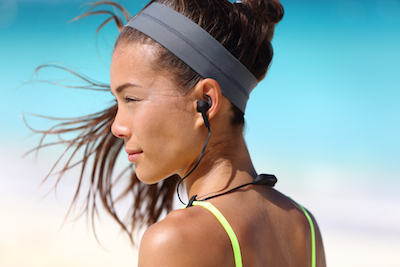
110;43;165;92
111;43;154;77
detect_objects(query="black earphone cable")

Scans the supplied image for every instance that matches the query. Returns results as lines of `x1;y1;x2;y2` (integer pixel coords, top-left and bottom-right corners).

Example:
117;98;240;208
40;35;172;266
199;182;253;202
177;125;211;205
186;174;278;206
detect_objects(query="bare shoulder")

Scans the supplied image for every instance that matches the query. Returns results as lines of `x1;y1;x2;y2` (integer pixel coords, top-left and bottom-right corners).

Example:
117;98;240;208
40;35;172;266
285;192;327;267
256;188;326;266
138;205;233;267
305;208;327;267
284;192;326;267
138;208;195;267
287;195;326;267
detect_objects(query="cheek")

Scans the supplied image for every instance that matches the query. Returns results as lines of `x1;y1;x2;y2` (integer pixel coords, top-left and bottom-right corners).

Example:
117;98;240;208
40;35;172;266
132;105;174;146
141;108;192;143
134;104;195;158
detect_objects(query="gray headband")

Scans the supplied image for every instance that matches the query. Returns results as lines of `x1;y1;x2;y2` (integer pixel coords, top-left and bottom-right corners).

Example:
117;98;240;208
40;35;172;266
126;2;258;113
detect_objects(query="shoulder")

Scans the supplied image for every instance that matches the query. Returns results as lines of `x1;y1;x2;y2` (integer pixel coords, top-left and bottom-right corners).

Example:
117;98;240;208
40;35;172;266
138;205;233;267
304;208;327;267
287;196;327;267
138;208;195;267
259;188;326;266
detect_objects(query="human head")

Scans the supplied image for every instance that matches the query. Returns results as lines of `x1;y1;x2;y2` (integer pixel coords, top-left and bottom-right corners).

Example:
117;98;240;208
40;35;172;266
32;0;284;242
114;0;283;128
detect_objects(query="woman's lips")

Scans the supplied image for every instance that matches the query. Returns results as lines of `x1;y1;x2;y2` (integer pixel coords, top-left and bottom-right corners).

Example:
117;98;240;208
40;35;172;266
127;151;143;162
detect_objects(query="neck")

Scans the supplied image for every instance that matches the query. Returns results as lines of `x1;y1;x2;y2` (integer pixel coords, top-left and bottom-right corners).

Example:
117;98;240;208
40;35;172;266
184;134;257;201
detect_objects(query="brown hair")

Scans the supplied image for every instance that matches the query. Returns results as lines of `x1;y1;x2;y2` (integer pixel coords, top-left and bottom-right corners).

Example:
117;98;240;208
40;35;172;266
116;0;283;125
31;0;283;244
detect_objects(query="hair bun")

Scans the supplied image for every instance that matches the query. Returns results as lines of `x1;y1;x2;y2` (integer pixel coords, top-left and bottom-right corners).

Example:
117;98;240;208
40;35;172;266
235;0;283;22
234;0;284;41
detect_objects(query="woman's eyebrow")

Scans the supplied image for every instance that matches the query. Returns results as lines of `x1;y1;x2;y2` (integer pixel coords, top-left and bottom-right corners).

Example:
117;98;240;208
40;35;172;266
114;83;139;94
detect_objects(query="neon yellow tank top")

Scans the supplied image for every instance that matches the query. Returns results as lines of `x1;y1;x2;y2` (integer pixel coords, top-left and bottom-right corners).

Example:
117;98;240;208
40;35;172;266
186;199;316;267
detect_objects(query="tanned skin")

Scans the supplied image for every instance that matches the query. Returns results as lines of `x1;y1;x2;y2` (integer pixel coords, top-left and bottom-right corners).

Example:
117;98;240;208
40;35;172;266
111;43;326;267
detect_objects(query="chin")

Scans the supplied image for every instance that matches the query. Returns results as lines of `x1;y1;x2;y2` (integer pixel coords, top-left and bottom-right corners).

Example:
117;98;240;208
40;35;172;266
135;169;172;185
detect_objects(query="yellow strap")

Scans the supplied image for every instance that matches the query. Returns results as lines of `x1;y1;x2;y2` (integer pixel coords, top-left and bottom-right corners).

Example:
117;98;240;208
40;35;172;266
289;198;316;267
188;201;243;267
184;197;315;267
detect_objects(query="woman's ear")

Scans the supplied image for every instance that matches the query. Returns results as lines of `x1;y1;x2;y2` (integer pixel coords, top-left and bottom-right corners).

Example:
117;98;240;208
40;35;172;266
193;78;222;128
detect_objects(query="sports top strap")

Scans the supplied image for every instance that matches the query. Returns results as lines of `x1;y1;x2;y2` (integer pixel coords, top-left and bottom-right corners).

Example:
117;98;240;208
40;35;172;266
185;197;316;267
290;198;317;267
187;201;243;267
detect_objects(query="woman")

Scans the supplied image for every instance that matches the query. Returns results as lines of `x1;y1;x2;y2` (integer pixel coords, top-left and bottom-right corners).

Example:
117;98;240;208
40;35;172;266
34;0;326;266
110;0;326;266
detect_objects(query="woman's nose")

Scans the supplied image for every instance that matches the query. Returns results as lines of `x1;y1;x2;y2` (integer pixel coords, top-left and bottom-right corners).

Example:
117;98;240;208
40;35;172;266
111;108;131;139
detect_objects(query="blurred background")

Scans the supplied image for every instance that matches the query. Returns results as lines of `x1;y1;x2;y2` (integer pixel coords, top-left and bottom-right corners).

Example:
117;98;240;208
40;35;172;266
1;0;399;266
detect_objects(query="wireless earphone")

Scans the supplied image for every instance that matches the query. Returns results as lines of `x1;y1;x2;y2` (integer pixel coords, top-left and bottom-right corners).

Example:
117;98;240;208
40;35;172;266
177;97;212;205
197;98;211;129
178;97;278;206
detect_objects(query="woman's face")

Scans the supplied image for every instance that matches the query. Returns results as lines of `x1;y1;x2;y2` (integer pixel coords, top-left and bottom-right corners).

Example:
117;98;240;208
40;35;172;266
110;43;202;184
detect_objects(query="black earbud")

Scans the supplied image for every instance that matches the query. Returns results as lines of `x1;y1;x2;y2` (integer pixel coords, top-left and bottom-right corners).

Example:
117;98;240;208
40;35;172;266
178;98;212;205
197;99;211;128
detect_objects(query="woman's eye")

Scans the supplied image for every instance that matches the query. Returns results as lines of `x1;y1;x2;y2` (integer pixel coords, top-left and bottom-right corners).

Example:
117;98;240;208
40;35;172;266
124;97;137;103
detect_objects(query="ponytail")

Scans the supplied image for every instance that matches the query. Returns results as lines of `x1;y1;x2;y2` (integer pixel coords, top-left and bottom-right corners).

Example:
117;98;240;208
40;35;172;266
230;0;284;80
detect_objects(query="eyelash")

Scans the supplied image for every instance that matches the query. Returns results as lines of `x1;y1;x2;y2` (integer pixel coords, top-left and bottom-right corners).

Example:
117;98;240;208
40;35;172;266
124;97;138;103
113;96;139;104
